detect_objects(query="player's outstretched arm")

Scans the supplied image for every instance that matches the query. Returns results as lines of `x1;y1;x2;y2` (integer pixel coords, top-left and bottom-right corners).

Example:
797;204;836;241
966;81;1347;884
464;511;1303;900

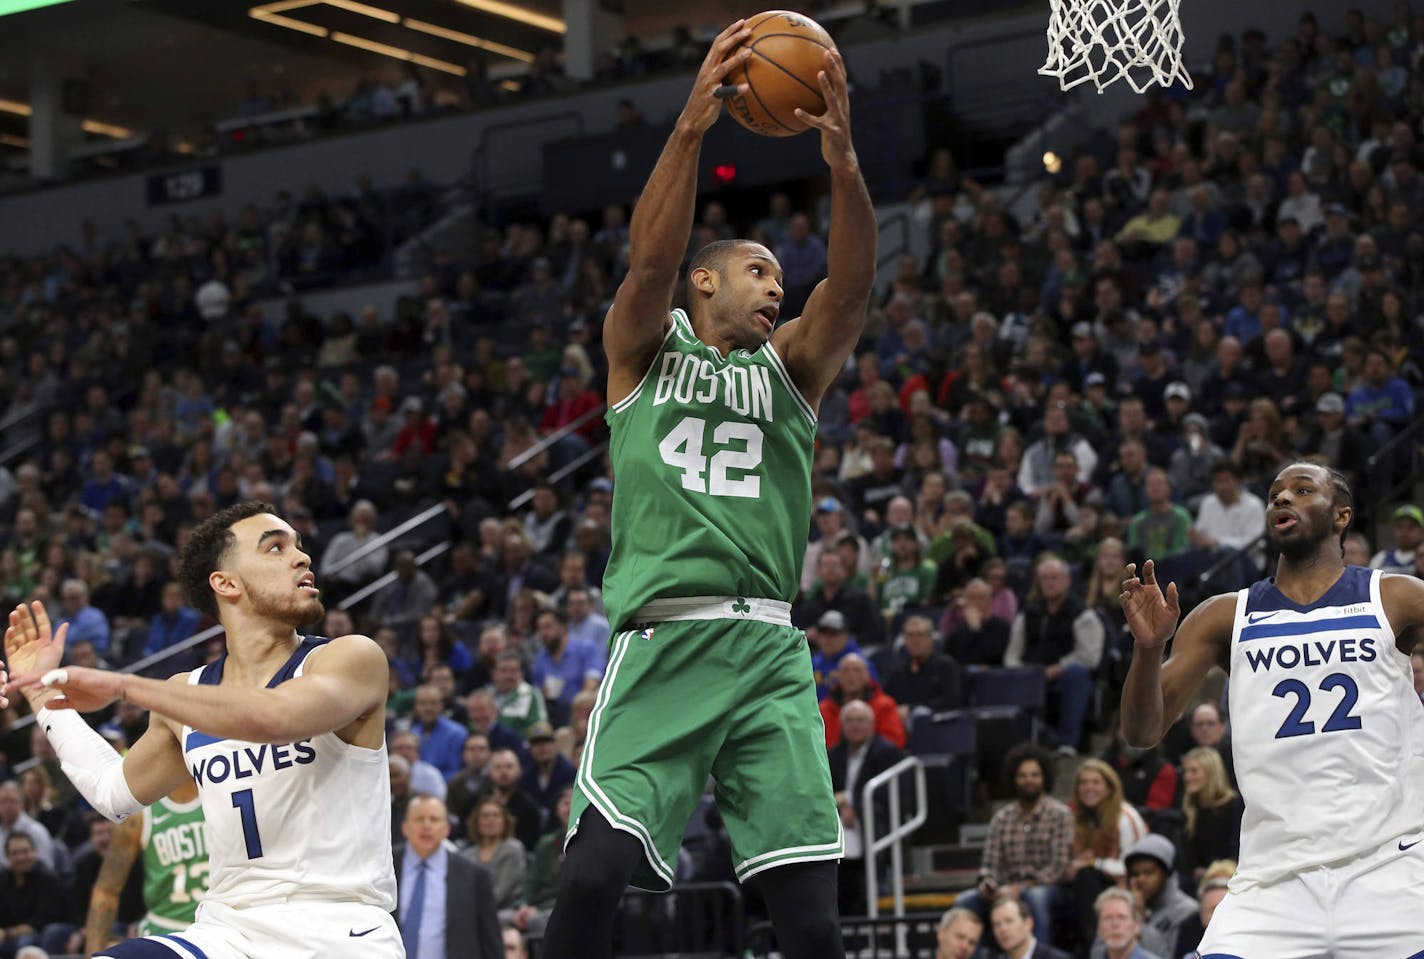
1379;572;1424;655
1119;559;1233;747
773;47;875;408
84;808;143;955
604;20;752;404
35;634;389;746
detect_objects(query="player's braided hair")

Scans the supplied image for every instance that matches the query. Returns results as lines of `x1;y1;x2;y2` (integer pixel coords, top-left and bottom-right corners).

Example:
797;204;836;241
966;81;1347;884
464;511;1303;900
177;500;275;619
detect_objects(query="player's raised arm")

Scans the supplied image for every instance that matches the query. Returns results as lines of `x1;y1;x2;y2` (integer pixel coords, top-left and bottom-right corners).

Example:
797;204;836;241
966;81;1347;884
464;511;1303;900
85;808;143;955
772;47;875;408
1118;559;1234;746
30;633;388;747
604;20;752;404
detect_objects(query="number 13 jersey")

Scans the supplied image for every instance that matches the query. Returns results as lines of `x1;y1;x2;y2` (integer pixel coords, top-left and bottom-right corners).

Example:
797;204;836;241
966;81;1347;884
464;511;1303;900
179;638;398;911
1227;565;1424;888
602;309;816;631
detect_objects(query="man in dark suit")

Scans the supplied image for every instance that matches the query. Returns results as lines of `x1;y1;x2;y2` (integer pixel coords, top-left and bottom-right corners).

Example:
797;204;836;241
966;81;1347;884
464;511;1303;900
827;699;904;916
395;794;503;959
988;895;1072;959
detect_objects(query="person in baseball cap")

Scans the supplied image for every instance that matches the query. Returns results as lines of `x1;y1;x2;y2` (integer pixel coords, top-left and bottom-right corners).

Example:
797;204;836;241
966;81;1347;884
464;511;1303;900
810;609;879;700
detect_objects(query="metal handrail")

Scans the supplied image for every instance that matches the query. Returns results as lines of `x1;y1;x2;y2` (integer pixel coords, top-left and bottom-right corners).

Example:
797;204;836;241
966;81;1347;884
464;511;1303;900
862;755;928;923
875;210;911;271
322;502;449;579
504;404;606;472
508;441;609;512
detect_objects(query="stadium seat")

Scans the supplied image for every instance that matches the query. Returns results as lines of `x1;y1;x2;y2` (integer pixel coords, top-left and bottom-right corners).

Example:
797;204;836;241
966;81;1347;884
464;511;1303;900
968;666;1046;710
908;708;977;759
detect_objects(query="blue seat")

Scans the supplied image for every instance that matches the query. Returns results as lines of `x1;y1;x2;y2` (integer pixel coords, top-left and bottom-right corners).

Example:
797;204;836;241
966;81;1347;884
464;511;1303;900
909;708;977;759
969;666;1046;710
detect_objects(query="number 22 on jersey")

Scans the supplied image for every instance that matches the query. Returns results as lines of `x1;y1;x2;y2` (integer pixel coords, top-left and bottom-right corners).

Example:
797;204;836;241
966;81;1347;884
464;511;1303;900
658;416;763;497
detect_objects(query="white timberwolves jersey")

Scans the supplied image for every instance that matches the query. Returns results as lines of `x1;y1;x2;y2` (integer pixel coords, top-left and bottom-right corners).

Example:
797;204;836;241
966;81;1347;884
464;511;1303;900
180;638;397;911
1228;565;1424;889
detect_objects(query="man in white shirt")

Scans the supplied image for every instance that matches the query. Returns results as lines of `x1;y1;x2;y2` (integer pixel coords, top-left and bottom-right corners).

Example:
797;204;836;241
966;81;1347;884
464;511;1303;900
1191;460;1265;565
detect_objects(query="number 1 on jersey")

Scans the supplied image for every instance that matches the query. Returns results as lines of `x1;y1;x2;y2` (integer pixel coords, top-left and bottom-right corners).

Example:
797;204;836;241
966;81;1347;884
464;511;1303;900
231;788;264;859
658;416;763;498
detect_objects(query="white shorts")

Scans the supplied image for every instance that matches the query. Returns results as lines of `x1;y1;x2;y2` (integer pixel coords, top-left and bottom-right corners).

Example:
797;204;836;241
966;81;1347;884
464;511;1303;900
1197;831;1424;959
97;900;403;959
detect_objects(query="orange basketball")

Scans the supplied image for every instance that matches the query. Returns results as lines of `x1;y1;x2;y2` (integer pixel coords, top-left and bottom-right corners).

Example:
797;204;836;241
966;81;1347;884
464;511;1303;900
723;10;836;137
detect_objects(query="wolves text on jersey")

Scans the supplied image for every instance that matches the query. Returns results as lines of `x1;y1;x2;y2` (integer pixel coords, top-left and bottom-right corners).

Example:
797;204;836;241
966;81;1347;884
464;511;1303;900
652;352;774;423
189;741;317;787
1243;637;1379;673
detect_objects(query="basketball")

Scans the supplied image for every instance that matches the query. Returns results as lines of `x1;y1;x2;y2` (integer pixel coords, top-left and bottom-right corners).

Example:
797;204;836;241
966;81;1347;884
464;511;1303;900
723;10;836;137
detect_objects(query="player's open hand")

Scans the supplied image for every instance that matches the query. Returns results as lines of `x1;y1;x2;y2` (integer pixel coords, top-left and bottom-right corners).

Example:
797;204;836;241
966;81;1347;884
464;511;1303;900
18;665;126;713
3;601;67;707
679;20;752;134
1120;559;1180;649
796;48;856;171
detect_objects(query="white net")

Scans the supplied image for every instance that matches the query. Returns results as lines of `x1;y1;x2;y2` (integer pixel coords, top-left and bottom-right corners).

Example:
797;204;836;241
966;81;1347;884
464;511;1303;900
1039;0;1193;93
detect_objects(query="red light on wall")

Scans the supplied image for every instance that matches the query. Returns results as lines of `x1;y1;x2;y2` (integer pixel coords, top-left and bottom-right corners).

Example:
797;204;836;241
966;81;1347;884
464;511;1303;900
712;163;737;184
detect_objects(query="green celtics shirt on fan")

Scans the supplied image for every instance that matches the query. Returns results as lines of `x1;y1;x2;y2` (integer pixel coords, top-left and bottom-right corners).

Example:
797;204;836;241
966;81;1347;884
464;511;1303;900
600;307;816;632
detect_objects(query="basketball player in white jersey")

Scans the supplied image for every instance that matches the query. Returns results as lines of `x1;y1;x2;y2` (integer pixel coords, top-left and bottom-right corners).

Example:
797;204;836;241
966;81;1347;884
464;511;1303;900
1120;462;1424;957
1;501;402;959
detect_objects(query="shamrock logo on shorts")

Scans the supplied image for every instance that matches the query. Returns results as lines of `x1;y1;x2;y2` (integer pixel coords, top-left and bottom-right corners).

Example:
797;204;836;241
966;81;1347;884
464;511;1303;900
732;598;751;615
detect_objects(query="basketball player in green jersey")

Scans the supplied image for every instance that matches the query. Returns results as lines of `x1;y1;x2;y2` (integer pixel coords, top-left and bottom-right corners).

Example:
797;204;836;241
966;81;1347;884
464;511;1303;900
84;781;209;953
542;19;874;959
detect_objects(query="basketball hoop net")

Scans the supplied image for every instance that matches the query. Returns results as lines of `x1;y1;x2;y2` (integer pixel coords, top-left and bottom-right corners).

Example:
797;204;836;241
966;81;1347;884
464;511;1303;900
1039;0;1193;93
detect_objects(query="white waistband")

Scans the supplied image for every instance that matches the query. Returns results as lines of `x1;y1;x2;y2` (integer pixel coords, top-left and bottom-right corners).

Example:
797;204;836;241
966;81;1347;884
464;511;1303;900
629;596;793;627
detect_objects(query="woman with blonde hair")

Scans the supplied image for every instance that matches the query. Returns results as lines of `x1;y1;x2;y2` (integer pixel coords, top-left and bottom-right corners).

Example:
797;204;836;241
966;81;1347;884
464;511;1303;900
1067;758;1148;946
1180;746;1243;885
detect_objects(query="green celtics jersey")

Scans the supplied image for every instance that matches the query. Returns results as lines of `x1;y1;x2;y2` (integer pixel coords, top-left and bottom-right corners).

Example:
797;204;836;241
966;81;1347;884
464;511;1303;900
603;309;817;629
140;795;209;930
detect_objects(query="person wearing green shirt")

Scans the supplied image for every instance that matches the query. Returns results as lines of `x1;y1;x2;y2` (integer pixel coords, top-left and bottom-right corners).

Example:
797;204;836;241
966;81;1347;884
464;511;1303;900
489;649;548;737
877;525;937;623
1126;468;1194;559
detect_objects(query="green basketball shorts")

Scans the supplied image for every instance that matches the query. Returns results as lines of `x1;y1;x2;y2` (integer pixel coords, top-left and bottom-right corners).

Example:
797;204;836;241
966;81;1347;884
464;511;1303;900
568;596;843;891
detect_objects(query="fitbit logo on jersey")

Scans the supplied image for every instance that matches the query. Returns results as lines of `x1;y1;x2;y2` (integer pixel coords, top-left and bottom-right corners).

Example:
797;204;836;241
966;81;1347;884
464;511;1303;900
652;352;774;421
1244;638;1378;673
189;741;317;785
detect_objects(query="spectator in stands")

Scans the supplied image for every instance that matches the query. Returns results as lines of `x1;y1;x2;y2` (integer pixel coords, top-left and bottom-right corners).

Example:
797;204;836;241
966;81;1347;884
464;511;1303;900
1121;835;1196;958
522;483;572;558
0;782;54;871
16;769;66;849
490;649;547;737
512;786;571;939
1370;504;1424;574
406;614;475;688
477;749;543;851
465;691;526;757
1191;459;1266;565
56;577;110;657
1348;347;1415;485
0;832;72;958
875;525;936;625
775;212;827;316
1172;863;1234;959
958;744;1072;946
1089;887;1158;959
1018;404;1098;499
828;699;903;917
319;500;387;599
940;577;1011;667
563;586;609;652
447;732;492;839
820;653;905;749
461;799;527;916
390;729;448;801
882;614;964;716
518;722;574;816
372;549;440;644
1296;393;1369;490
1101;723;1179;817
1178;747;1242;888
530;607;604;725
409;683;469;779
989;894;1071;959
140;580;202;660
1068;759;1149;949
809;610;879;700
1184;702;1235;787
1034;450;1102;541
1126;469;1193;561
1107;440;1151;522
802;497;873;592
798;552;883;651
1007;554;1104;753
934;907;983;959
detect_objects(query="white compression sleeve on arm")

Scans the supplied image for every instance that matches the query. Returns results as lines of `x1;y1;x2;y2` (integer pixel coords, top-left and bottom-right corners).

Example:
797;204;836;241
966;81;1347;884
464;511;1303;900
35;706;143;822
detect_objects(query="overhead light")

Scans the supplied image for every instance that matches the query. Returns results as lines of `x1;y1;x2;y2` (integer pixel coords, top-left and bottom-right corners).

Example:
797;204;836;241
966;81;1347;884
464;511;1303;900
0;96;131;138
0;133;30;148
404;18;533;63
322;0;398;22
451;0;564;34
252;9;329;37
329;31;466;75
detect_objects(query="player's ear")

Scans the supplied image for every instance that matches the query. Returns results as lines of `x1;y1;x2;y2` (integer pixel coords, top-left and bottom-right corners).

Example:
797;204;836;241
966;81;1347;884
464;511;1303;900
209;569;240;605
689;266;718;296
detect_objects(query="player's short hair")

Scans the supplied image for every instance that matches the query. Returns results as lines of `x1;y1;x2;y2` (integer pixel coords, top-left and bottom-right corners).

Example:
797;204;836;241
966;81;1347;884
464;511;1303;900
688;239;755;280
177;501;276;620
